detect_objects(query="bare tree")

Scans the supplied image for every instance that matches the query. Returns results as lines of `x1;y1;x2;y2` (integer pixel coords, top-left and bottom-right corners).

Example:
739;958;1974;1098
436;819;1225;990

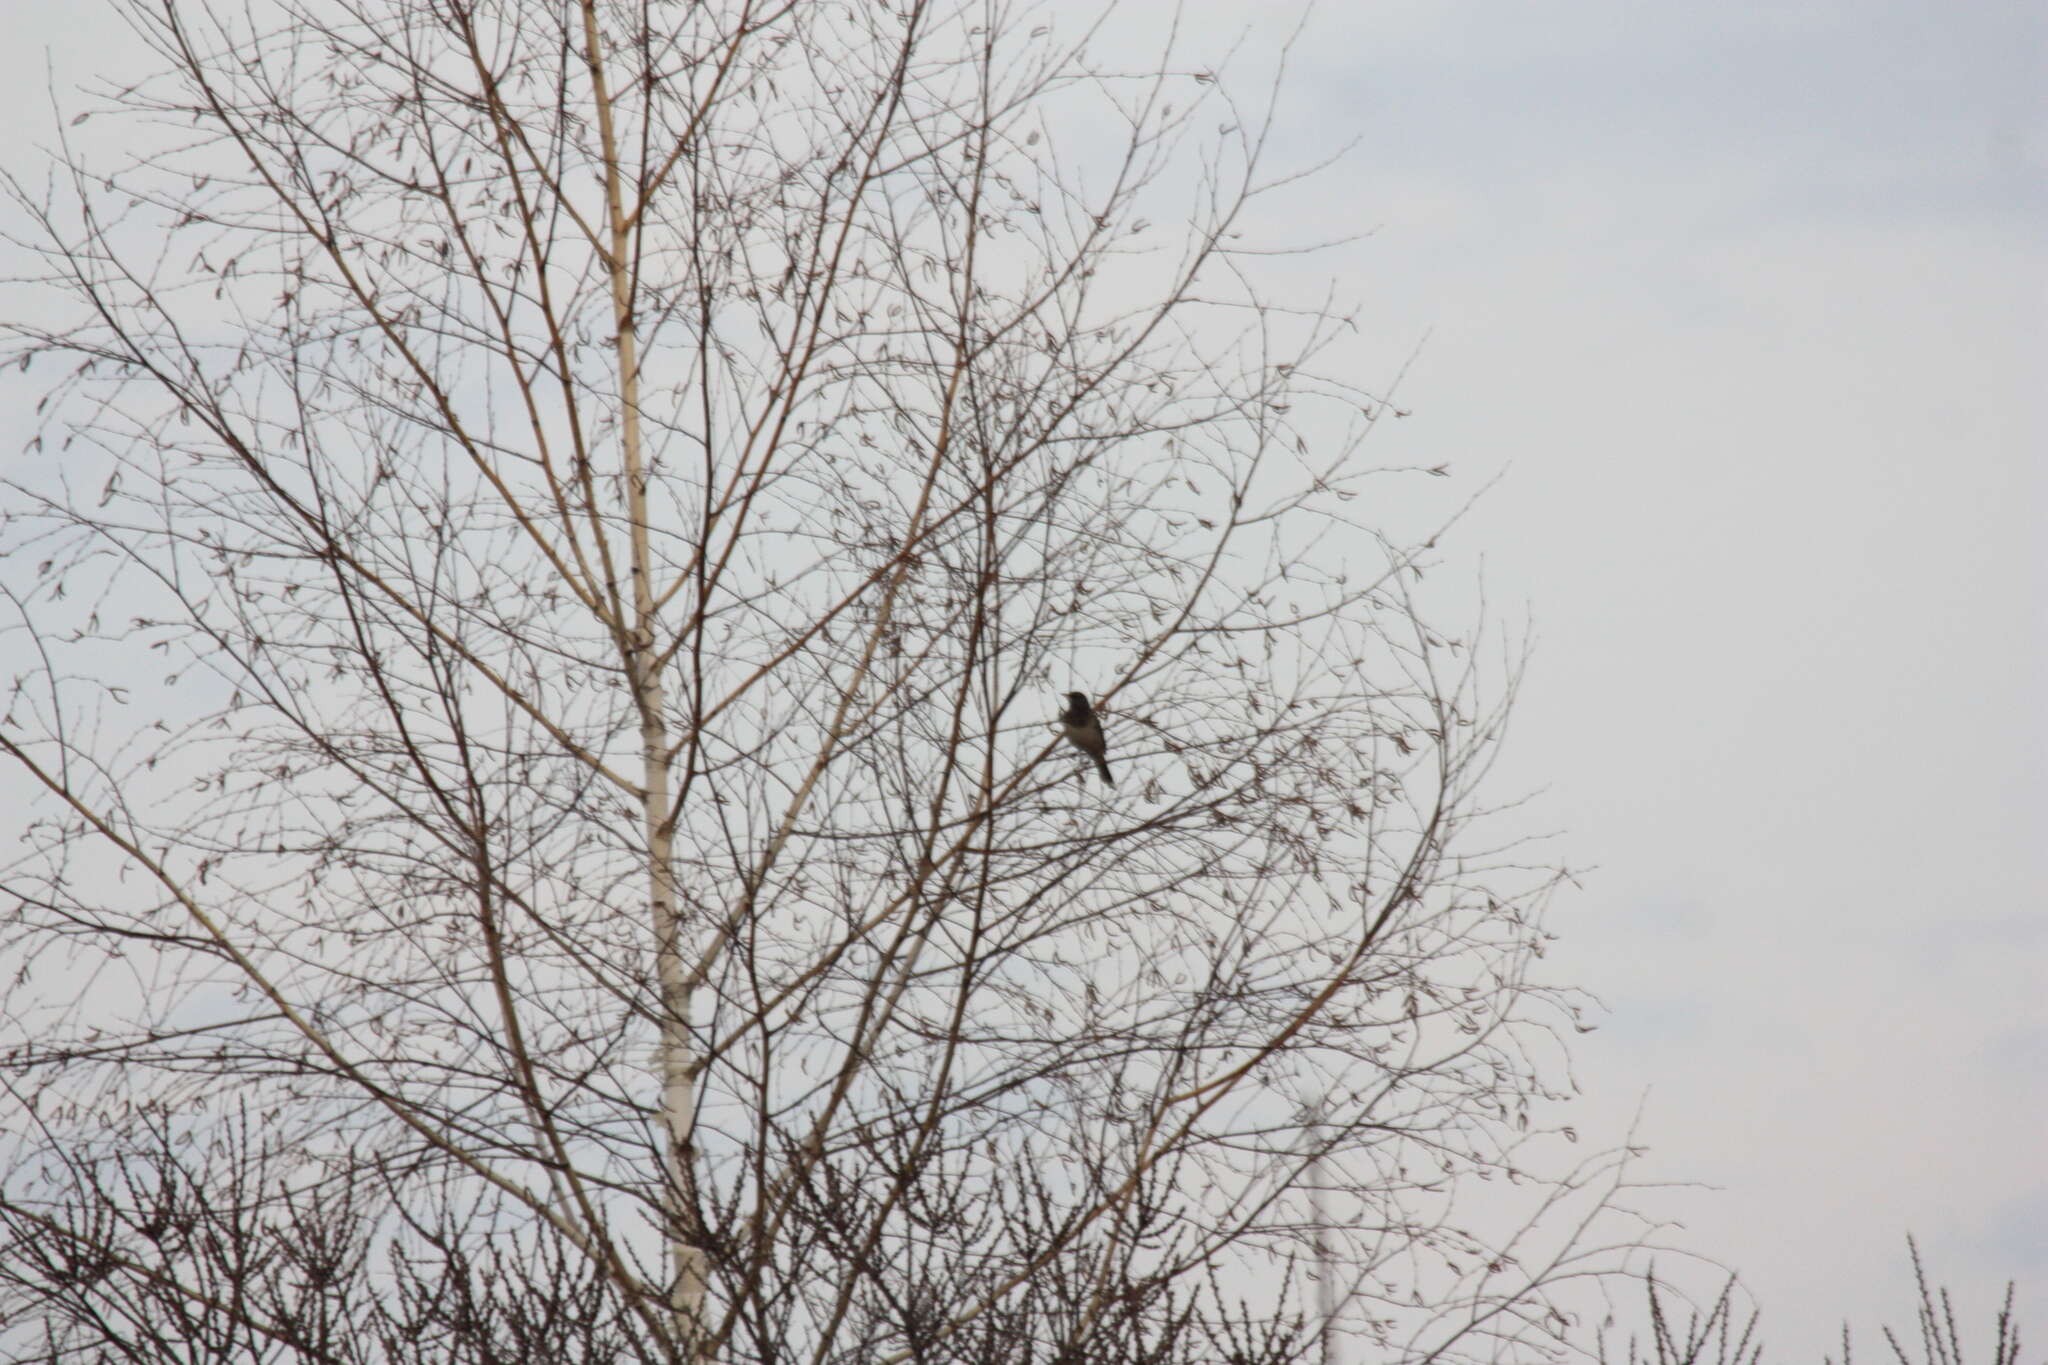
1;0;1635;1360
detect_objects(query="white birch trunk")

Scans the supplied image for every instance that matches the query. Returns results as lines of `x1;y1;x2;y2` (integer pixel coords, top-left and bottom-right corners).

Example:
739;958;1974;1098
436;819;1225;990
579;0;705;1350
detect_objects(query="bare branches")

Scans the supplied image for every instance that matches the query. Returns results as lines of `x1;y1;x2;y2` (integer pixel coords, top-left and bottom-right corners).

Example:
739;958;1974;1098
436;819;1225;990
1595;1240;2027;1365
2;1;1630;1361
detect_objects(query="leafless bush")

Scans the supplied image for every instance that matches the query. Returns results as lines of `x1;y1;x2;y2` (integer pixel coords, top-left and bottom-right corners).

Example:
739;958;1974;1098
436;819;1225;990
1597;1240;2026;1365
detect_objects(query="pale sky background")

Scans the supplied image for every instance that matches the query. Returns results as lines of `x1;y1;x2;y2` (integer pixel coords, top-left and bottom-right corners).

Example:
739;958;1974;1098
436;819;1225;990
4;0;2040;1358
1208;0;2046;1355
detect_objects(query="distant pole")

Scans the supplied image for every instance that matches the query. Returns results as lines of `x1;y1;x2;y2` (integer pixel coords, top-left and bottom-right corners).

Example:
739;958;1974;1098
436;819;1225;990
1309;1095;1340;1365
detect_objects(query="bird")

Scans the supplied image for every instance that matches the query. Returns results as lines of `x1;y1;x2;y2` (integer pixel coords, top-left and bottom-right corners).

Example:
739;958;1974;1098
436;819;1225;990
1058;692;1113;785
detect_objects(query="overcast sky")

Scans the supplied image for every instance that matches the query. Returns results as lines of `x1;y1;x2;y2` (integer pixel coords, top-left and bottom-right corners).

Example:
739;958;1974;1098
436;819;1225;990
1206;0;2044;1353
4;0;2040;1356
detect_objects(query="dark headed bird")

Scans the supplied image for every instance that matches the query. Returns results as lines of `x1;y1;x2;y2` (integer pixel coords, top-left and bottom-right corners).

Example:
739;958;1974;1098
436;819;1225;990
1059;692;1113;786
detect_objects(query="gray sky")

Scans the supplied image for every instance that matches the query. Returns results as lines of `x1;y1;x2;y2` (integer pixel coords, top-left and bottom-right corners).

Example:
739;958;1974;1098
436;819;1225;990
1216;0;2045;1352
4;0;2040;1355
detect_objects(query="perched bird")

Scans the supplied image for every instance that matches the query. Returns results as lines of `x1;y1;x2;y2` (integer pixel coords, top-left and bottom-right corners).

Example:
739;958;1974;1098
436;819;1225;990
1059;692;1113;786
